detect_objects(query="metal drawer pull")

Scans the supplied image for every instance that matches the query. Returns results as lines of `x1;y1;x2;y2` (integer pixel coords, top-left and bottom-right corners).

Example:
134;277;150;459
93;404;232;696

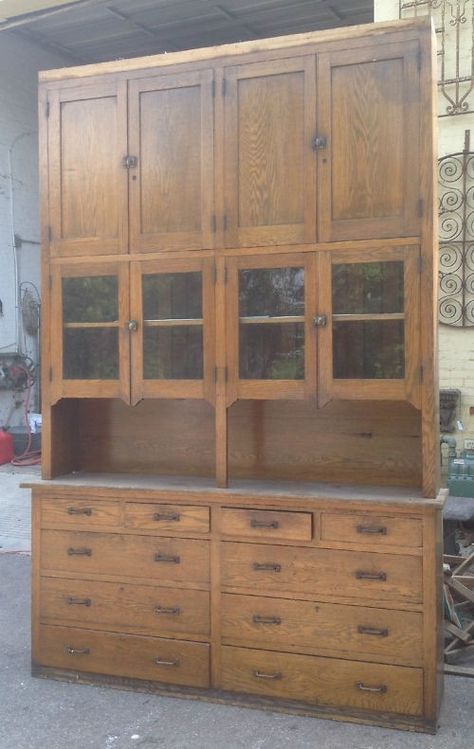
153;512;180;522
154;553;180;564
355;570;387;581
357;625;389;637
253;670;282;680
356;525;387;535
253;615;281;625
67;507;92;516
67;547;92;556
154;606;181;616
252;562;281;573
355;681;387;694
65;646;90;656
154;657;180;667
250;519;279;529
67;597;92;607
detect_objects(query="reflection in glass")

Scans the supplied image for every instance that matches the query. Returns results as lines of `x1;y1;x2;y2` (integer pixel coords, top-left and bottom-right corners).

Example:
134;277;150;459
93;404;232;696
333;321;404;379
62;276;118;323
143;272;202;320
144;327;203;379
239;323;304;379
63;328;118;379
332;262;403;315
239;267;304;317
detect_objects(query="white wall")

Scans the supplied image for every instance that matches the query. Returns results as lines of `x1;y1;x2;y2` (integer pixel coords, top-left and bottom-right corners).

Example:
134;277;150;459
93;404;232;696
0;32;68;427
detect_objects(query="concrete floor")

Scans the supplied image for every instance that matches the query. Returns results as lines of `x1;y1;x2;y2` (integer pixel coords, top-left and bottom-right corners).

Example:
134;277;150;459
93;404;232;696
0;467;473;749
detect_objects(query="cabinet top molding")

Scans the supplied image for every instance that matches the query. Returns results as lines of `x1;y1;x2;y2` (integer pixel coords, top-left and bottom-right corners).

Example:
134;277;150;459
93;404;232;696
39;17;433;84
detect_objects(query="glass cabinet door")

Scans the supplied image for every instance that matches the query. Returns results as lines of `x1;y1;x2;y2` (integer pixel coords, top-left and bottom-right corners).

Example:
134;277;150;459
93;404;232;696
130;258;215;403
226;254;316;403
317;248;420;407
50;263;130;402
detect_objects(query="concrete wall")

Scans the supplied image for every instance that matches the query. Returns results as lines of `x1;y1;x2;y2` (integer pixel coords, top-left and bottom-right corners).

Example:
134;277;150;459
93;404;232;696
0;32;68;427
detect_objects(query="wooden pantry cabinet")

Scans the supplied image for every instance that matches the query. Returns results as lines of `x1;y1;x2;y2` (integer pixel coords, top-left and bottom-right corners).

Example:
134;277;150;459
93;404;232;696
31;18;444;734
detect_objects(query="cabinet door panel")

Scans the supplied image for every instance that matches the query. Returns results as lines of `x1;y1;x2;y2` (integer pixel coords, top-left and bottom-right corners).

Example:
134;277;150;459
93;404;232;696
129;70;214;252
48;82;128;257
224;56;317;248
318;42;420;241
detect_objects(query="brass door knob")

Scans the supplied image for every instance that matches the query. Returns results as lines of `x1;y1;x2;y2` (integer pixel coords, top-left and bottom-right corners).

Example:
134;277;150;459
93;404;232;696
126;320;138;332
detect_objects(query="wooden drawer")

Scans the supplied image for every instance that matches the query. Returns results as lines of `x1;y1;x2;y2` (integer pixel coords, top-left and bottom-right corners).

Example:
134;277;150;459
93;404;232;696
40;530;210;586
125;503;209;533
37;624;210;687
320;512;423;548
221;594;422;665
221;646;423;716
41;498;121;530
221;542;422;602
221;508;312;541
40;577;210;637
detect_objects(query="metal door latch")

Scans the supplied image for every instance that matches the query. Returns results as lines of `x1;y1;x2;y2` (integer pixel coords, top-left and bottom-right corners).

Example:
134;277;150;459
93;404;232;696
313;314;327;327
311;135;327;151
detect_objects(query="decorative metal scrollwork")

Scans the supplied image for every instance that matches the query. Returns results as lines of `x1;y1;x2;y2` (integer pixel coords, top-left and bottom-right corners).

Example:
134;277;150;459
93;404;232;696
438;144;474;326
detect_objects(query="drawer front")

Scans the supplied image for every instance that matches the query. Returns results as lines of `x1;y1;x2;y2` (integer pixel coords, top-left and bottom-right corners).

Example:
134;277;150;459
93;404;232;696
221;508;312;541
222;594;422;665
221;542;421;602
41;530;210;586
41;498;121;529
38;624;210;687
40;577;210;637
320;512;422;548
221;646;423;716
124;503;209;533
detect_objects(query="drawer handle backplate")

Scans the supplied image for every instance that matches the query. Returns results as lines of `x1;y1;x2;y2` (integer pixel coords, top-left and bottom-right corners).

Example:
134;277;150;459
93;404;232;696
355;681;387;694
357;525;387;535
252;615;281;625
252;562;281;573
253;670;282;680
65;646;90;656
67;596;92;607
67;507;92;516
154;657;180;667
355;570;387;581
357;625;389;637
67;547;92;557
154;553;181;564
153;512;180;522
250;519;279;529
154;606;181;616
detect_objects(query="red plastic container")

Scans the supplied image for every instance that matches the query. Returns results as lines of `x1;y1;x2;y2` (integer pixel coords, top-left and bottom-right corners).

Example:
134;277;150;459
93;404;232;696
0;429;14;465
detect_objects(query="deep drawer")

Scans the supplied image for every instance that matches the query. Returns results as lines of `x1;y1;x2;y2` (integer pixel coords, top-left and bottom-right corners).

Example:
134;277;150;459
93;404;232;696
221;542;422;602
40;530;210;586
41;498;121;529
37;624;210;688
221;594;422;665
40;577;210;637
320;512;423;548
125;503;210;533
221;508;312;541
221;646;423;716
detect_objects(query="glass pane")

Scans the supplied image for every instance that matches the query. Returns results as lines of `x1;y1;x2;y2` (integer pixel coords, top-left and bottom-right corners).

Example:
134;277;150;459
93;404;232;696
62;276;118;323
333;321;404;379
332;262;404;315
63;328;118;379
239;267;304;317
239;323;304;379
143;272;202;320
144;326;203;379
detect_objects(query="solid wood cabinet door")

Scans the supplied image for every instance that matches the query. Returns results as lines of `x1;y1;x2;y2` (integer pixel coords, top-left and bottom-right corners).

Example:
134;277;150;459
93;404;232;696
317;247;421;408
130;258;215;403
128;70;214;253
318;42;420;241
223;56;317;249
47;81;128;257
49;262;130;403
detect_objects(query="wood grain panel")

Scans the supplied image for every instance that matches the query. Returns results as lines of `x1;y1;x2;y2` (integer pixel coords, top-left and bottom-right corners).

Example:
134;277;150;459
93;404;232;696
38;625;210;687
320;512;422;548
220;508;312;541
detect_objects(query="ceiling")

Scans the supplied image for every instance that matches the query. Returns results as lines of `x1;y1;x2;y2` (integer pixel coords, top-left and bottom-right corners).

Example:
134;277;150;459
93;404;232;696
0;0;373;65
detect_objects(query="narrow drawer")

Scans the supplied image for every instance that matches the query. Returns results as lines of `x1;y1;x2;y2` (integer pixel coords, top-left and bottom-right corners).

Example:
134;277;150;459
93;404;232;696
37;624;210;688
40;530;210;586
125;503;209;533
221;542;421;602
41;498;121;529
221;594;422;665
221;508;312;541
320;512;422;548
221;646;423;716
40;577;210;637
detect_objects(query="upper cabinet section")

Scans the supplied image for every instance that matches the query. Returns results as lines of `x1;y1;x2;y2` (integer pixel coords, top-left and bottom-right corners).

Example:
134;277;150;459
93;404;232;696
48;81;128;257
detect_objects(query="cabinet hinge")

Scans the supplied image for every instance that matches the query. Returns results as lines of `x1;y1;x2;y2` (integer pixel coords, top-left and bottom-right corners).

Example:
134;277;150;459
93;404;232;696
223;266;228;284
419;365;424;384
222;78;226;96
211;214;217;233
417;256;423;274
417;47;422;72
47;225;52;242
211;79;216;98
418;199;424;218
45;100;50;118
213;366;218;383
224;366;228;383
122;155;138;169
49;366;52;382
212;264;217;284
223;215;228;232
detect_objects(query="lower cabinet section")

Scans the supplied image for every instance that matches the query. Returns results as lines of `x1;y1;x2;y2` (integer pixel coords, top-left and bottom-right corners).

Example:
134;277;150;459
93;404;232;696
37;625;210;688
221;646;424;717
